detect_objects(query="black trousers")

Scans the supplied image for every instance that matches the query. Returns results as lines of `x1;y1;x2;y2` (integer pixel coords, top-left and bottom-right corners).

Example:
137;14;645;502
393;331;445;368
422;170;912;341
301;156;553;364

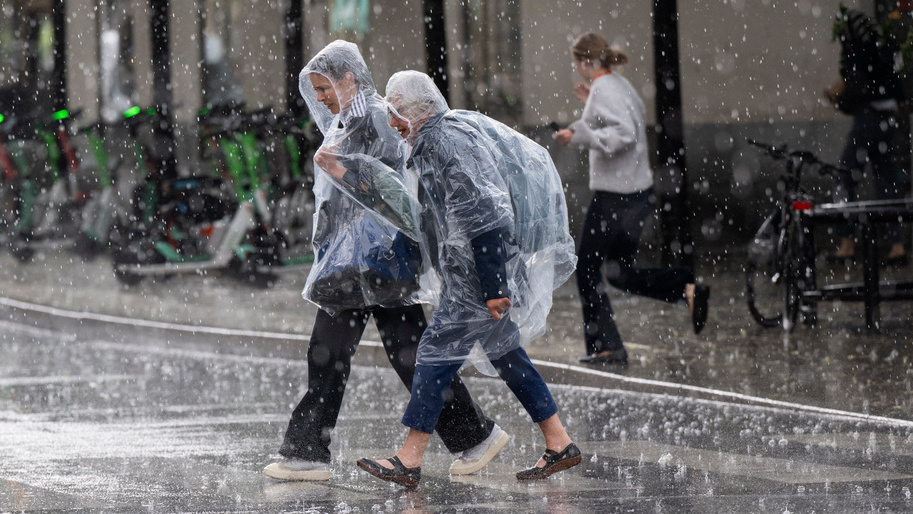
834;106;904;243
576;189;694;354
278;304;493;463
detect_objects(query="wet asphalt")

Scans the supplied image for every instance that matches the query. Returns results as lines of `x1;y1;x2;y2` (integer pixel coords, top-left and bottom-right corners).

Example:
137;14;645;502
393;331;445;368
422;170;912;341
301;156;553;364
1;245;913;512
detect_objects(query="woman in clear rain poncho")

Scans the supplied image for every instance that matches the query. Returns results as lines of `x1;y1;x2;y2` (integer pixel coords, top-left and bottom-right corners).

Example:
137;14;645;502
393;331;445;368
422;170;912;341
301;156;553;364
263;42;506;483
356;70;580;487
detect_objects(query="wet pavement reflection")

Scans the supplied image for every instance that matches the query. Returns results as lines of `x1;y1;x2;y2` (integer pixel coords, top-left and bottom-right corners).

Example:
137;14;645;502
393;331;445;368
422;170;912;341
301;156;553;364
1;248;913;511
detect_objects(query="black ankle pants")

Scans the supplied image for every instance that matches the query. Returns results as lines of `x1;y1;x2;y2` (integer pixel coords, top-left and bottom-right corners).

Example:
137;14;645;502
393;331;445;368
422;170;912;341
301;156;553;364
278;304;493;463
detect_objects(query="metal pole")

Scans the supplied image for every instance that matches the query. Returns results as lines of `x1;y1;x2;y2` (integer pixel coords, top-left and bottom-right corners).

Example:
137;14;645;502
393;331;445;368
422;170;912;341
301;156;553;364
652;0;693;267
423;0;449;103
51;0;67;112
286;0;305;116
148;0;177;178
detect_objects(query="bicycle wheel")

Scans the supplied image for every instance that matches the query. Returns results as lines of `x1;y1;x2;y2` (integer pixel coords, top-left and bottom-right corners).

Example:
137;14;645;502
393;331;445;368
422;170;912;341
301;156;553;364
745;211;784;327
783;214;817;331
270;181;314;264
0;178;17;241
780;220;802;332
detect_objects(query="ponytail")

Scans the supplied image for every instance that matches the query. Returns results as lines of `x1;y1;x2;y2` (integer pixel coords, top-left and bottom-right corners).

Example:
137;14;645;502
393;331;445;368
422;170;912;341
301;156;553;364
571;32;627;68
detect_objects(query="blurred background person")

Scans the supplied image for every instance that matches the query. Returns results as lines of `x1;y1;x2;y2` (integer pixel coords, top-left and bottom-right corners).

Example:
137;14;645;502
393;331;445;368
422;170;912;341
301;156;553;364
823;6;908;266
555;32;709;366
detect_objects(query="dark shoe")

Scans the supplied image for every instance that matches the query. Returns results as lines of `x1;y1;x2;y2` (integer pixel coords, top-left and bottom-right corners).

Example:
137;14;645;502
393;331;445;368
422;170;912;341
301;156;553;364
516;442;582;480
692;284;710;334
578;348;628;365
357;455;421;487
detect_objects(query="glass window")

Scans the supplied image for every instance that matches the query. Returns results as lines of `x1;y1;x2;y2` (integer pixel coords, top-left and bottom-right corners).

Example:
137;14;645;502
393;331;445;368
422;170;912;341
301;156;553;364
0;2;57;117
456;0;522;125
201;0;243;109
99;0;137;122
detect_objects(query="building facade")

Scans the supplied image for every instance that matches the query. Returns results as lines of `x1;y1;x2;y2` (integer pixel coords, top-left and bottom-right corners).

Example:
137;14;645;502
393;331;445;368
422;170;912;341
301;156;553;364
1;0;906;248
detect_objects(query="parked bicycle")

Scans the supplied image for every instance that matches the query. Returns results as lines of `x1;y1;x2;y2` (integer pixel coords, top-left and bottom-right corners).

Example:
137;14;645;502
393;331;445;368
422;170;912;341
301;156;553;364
73;108;147;259
0;113;31;245
744;139;843;331
1;109;86;261
111;104;316;287
263;111;317;267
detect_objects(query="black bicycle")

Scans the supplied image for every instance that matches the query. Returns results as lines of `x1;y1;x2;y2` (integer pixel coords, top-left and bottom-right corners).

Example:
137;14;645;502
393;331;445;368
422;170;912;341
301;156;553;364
744;140;843;331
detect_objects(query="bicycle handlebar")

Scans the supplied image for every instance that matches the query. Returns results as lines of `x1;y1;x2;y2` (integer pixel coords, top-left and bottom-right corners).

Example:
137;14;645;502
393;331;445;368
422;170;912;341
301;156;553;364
199;106;278;137
747;138;847;177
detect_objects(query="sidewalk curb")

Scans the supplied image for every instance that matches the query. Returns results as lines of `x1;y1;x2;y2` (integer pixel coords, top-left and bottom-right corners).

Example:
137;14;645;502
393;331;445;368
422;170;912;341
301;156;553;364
5;295;910;429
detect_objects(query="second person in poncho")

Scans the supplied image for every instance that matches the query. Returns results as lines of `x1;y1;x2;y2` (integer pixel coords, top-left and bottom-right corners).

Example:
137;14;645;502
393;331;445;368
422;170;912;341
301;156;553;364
356;70;580;487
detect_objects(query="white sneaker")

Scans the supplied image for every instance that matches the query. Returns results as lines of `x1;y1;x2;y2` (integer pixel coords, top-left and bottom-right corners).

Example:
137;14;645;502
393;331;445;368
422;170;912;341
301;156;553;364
449;424;509;475
263;458;331;481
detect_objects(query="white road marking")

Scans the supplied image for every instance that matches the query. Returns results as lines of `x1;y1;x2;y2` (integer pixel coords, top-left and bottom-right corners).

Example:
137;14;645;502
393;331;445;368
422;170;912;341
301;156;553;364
577;440;913;484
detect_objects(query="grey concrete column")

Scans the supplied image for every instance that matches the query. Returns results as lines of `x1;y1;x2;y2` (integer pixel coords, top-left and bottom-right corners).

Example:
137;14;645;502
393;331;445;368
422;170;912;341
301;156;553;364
170;0;203;124
66;0;99;121
238;5;285;110
169;0;203;175
132;2;154;107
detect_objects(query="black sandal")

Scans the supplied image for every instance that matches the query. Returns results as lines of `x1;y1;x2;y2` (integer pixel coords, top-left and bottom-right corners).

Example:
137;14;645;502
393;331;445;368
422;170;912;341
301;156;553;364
357;455;421;487
516;442;581;480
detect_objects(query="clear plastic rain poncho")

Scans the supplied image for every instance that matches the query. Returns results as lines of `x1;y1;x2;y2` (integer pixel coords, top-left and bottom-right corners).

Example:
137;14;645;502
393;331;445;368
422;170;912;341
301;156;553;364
298;42;435;313
385;70;577;367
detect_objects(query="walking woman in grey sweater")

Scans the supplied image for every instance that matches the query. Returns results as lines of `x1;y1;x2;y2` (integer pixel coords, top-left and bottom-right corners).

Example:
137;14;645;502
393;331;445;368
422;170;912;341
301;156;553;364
555;32;710;365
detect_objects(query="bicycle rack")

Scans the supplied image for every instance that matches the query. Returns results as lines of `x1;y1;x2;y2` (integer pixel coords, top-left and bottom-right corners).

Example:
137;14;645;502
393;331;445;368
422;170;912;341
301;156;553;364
806;198;913;331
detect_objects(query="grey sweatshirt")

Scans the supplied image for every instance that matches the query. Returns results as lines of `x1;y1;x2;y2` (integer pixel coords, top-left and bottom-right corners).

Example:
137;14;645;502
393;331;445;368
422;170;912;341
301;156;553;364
568;72;653;194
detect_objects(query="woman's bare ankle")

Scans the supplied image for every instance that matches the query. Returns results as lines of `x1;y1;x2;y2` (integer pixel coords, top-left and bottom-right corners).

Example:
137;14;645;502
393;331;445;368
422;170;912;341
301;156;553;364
394;450;422;469
685;283;696;312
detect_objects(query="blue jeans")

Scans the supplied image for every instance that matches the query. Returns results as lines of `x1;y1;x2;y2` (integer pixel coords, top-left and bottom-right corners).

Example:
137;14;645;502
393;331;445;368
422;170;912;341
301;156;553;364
835;107;906;244
402;347;558;434
576;188;694;355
